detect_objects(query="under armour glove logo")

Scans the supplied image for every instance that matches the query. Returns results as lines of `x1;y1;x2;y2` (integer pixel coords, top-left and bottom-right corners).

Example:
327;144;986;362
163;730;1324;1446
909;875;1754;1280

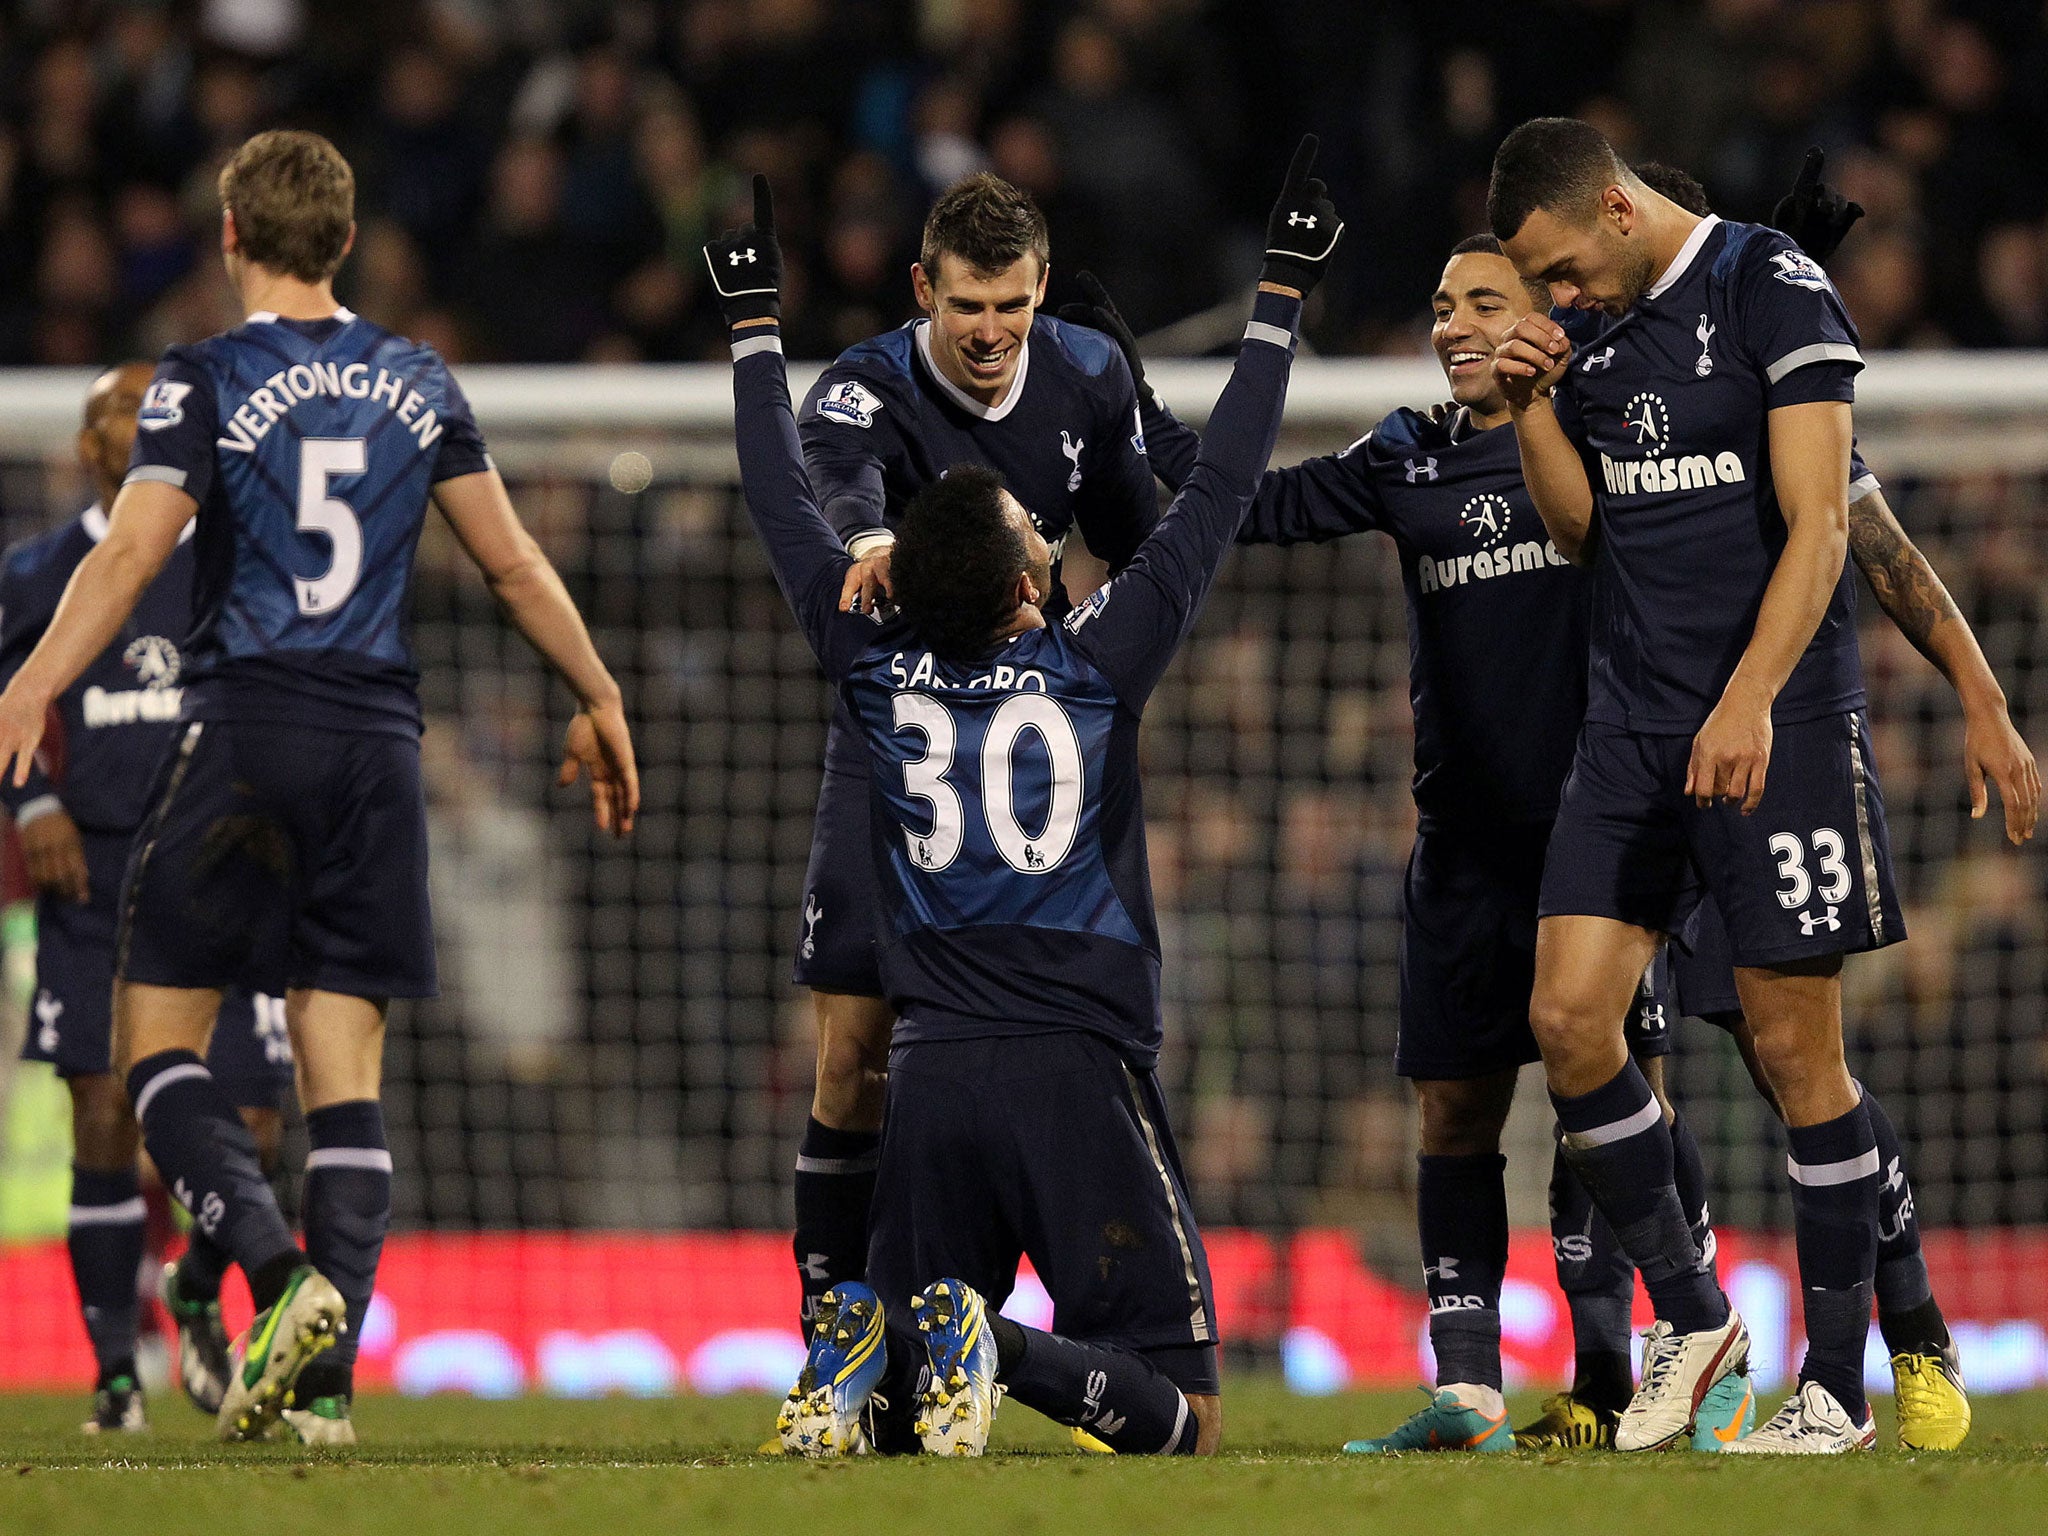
703;175;782;325
1261;135;1345;296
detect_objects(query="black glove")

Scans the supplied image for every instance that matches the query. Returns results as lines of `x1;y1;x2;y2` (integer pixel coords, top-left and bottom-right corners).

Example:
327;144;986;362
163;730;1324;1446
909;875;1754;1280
1057;271;1153;407
1260;134;1343;296
1772;147;1863;267
703;174;782;326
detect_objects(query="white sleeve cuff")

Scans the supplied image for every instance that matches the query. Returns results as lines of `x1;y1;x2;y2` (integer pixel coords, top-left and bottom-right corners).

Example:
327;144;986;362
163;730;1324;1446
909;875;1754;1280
13;794;63;827
846;530;897;560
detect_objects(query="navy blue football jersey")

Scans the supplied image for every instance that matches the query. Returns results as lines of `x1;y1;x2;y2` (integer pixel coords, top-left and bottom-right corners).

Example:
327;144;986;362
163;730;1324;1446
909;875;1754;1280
1147;400;1589;827
737;295;1298;1063
1553;216;1867;733
0;507;196;833
125;307;491;735
798;314;1160;779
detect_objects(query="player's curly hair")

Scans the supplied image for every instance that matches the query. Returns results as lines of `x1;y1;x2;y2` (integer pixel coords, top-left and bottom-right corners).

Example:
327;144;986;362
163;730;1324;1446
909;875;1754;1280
1632;161;1712;217
921;173;1050;280
891;465;1030;662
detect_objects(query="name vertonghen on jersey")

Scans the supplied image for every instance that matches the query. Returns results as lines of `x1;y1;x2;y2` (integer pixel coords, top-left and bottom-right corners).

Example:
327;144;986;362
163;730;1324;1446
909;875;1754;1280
189;363;451;455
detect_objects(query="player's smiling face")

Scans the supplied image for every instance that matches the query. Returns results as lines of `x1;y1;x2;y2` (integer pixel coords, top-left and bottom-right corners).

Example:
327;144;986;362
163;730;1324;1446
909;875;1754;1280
913;252;1047;406
1431;253;1537;416
1504;199;1656;319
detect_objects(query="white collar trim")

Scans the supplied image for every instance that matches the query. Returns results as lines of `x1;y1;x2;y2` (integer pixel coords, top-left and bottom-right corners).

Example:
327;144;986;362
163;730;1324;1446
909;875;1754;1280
82;503;196;545
1645;215;1720;302
914;320;1030;421
245;306;357;326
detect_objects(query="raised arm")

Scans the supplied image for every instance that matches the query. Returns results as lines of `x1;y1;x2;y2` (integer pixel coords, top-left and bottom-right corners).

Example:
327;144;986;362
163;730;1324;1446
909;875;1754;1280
1061;271;1382;546
1848;484;2038;841
1069;138;1337;701
1493;314;1595;562
707;177;873;680
0;481;189;790
432;469;638;836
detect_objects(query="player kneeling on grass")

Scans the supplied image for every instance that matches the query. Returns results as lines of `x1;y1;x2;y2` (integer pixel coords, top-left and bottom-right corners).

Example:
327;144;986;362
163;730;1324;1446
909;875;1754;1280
708;144;1338;1456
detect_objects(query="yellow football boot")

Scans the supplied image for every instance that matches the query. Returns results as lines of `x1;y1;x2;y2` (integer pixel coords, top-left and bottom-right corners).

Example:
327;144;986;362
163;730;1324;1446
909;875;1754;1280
1511;1391;1616;1450
1892;1347;1970;1451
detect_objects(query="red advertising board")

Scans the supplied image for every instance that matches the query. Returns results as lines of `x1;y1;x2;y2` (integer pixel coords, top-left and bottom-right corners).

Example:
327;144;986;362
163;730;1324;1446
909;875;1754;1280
2;1228;2041;1394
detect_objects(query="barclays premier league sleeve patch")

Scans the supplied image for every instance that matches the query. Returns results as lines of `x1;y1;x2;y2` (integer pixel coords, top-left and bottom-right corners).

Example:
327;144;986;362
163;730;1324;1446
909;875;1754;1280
816;380;883;429
1769;250;1834;293
1062;583;1111;633
138;380;193;430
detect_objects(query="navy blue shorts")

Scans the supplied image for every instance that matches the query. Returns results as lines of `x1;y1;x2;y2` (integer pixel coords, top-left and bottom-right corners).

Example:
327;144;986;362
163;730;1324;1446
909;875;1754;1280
1397;821;1670;1079
21;827;293;1107
1539;711;1904;967
119;721;436;1000
867;1031;1219;1395
1671;895;1743;1021
793;761;884;995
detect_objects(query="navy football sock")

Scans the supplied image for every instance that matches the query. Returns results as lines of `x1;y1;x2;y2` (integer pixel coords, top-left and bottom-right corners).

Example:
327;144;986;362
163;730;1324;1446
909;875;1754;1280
300;1099;391;1383
1668;1107;1716;1272
1548;1143;1634;1410
68;1165;144;1382
174;1228;231;1302
1418;1152;1508;1390
1551;1063;1725;1335
998;1325;1199;1454
1787;1102;1880;1421
792;1117;880;1333
127;1050;300;1297
1858;1085;1945;1353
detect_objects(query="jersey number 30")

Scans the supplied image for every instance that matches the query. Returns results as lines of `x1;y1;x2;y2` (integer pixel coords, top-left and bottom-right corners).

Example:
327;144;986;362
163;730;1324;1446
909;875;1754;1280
295;437;366;616
892;693;1083;875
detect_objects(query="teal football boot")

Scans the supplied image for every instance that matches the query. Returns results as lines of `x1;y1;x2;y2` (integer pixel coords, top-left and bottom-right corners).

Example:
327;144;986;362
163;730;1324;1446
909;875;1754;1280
1691;1370;1757;1450
1344;1386;1513;1454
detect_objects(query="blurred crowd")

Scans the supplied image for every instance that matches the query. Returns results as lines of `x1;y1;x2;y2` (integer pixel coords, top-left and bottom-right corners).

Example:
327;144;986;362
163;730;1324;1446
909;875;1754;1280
4;0;2048;367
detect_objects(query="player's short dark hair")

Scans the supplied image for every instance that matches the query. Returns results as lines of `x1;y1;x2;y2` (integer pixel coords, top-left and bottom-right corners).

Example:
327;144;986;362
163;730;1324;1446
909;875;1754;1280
1632;161;1711;217
1446;234;1550;307
219;130;355;282
920;173;1049;282
891;465;1029;661
1487;117;1628;241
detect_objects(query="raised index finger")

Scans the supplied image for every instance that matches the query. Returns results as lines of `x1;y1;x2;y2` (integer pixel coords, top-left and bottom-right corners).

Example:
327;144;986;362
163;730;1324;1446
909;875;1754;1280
1282;135;1319;196
752;173;775;237
1793;146;1825;199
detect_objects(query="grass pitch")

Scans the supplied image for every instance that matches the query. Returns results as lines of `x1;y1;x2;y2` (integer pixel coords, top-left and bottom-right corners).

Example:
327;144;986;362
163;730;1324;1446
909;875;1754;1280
1;1385;2043;1535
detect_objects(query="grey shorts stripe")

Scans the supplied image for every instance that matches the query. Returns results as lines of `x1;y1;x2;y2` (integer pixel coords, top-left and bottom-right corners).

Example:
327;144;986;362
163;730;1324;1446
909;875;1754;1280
1787;1147;1881;1186
1159;1387;1191;1454
1122;1065;1212;1344
1560;1095;1662;1150
1846;715;1885;943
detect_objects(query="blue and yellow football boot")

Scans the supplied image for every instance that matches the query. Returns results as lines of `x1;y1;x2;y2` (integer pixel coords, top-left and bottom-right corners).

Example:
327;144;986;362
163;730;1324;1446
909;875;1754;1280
777;1282;888;1457
1344;1385;1512;1454
1690;1370;1757;1450
911;1279;1001;1457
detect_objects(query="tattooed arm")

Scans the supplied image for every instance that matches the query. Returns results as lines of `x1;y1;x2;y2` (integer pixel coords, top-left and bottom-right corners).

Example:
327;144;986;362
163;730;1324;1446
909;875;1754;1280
1849;487;2040;843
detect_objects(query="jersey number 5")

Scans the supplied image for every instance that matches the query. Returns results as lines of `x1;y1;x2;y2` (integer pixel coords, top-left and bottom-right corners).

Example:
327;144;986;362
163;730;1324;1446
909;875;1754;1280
295;437;366;616
892;693;1083;875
